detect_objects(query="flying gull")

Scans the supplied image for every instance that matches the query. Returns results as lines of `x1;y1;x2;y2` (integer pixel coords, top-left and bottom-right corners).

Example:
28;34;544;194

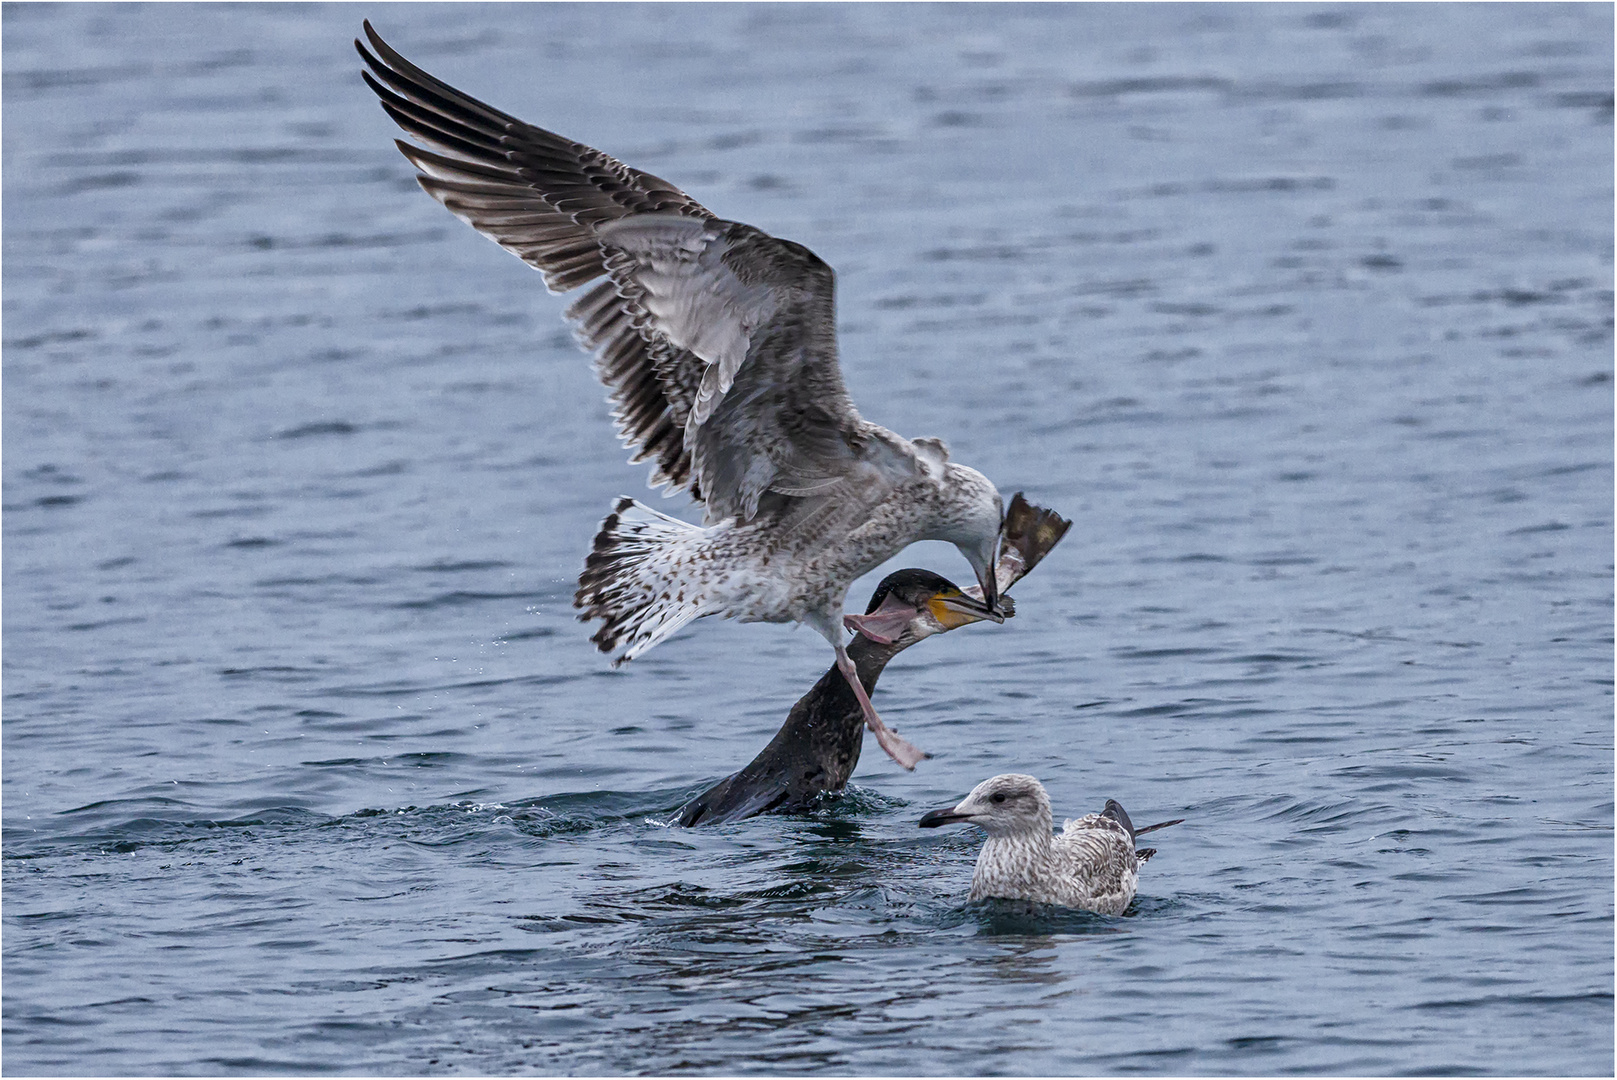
356;22;1009;770
919;774;1183;914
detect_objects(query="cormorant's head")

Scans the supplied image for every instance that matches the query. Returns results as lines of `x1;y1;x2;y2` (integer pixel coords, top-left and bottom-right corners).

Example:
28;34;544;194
842;568;1009;648
918;773;1053;838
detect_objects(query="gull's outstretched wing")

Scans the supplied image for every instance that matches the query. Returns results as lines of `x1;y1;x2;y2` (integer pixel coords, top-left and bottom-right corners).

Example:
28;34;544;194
357;22;892;523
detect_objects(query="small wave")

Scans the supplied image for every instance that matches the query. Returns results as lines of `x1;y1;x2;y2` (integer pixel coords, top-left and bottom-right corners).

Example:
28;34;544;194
1413;990;1613;1011
952;897;1131;936
8;802;336;856
390;588;550;611
273;420;359;440
411;559;513;573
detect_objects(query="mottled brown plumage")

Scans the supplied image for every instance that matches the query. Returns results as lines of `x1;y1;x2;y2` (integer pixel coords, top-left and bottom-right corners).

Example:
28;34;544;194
920;775;1183;914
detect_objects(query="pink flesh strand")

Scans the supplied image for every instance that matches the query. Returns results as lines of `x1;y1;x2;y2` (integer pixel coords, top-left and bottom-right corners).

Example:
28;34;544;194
842;591;918;645
834;643;929;769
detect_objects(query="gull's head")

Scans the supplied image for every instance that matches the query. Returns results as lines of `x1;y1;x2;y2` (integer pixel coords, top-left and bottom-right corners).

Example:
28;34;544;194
918;773;1052;839
842;569;1011;647
935;464;1005;616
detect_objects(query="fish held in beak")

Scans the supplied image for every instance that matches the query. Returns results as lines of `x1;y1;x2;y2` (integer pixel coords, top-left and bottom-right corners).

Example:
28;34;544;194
844;583;1009;644
842;591;916;644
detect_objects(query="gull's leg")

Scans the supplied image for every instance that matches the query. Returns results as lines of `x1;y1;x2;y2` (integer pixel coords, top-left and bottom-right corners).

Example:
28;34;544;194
834;640;929;770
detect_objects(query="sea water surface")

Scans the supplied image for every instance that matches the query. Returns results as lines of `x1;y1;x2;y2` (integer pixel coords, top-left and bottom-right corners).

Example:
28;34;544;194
4;3;1612;1075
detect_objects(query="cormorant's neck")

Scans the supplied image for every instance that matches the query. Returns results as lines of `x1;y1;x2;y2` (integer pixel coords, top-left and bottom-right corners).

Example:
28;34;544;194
844;632;911;692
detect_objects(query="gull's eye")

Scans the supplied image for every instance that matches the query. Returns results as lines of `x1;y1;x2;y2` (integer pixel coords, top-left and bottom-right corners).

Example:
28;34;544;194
990;793;1006;804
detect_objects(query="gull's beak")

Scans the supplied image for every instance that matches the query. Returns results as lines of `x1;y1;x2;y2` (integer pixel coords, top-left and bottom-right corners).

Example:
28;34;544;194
918;804;972;828
979;561;1001;617
928;586;1005;630
967;536;1004;619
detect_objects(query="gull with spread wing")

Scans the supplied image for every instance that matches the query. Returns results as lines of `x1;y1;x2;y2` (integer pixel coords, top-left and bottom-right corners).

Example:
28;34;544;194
357;23;1008;769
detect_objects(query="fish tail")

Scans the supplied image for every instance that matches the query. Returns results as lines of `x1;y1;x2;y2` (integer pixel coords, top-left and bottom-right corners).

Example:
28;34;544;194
574;497;721;663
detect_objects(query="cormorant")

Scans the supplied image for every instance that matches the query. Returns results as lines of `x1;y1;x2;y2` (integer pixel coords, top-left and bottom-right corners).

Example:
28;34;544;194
678;494;1071;825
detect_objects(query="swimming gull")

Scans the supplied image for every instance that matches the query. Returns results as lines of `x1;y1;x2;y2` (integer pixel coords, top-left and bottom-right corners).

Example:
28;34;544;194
356;22;1010;770
919;774;1183;914
679;494;1071;826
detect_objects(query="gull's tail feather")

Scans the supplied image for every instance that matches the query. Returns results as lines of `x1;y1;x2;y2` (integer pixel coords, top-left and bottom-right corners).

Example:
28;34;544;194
575;498;724;664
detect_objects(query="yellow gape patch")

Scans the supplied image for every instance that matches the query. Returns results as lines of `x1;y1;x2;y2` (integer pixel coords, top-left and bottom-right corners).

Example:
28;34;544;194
928;593;980;630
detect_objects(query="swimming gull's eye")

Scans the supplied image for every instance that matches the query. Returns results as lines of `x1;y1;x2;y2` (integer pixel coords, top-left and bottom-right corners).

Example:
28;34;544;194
991;793;1006;804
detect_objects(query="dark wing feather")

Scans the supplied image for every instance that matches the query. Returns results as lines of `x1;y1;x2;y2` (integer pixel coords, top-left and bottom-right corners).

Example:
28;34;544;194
357;21;711;495
567;279;705;497
1132;818;1185;837
357;22;886;519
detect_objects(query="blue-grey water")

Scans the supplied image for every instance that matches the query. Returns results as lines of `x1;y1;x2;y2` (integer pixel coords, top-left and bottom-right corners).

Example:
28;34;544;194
4;3;1612;1075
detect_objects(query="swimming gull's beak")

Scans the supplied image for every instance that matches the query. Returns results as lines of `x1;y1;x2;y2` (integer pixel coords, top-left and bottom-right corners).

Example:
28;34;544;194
918;803;972;828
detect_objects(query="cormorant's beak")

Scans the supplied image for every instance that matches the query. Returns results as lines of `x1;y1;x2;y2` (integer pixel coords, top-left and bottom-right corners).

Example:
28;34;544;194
918;805;972;828
928;586;1006;630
